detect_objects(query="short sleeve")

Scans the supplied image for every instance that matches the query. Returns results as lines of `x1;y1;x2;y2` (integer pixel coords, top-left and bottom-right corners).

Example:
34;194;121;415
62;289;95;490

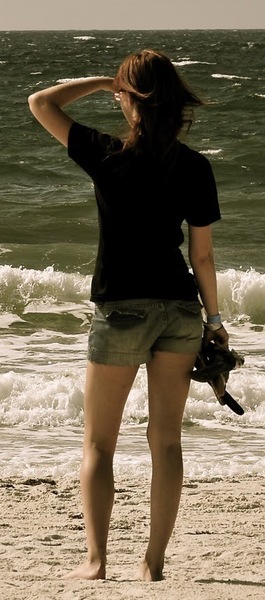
67;122;116;178
184;149;221;227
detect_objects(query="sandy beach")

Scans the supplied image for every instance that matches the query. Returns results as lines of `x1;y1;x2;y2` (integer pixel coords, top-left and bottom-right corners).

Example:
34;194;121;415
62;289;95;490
1;472;265;600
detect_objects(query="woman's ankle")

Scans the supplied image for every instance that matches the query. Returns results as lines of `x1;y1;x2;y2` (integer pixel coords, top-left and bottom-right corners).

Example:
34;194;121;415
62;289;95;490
139;555;164;582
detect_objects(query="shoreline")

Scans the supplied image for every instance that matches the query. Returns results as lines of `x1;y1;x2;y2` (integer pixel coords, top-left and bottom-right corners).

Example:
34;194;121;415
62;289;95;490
1;473;265;599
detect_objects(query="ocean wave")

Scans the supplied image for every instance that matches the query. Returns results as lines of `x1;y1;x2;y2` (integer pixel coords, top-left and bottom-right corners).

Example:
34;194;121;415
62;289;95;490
217;268;265;324
0;265;92;313
0;370;84;428
0;265;264;325
0;358;264;429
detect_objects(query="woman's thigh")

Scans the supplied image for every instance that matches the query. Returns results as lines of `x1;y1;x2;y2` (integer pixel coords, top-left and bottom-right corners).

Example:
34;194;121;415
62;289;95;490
146;351;197;442
83;361;139;454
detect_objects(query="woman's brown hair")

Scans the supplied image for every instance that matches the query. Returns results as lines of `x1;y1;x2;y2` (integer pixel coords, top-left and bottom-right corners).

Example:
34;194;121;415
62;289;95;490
113;49;204;158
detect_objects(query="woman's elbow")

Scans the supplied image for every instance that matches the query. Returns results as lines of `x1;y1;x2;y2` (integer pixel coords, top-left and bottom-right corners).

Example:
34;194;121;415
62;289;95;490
28;92;39;113
189;250;214;270
28;92;47;115
28;90;41;104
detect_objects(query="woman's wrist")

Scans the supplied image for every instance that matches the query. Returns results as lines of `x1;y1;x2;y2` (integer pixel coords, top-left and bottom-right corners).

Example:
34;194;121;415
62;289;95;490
99;77;114;92
203;313;222;331
203;321;223;332
206;313;221;324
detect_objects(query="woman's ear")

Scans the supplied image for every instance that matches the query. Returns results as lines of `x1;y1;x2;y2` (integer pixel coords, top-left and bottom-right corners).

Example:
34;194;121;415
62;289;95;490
120;92;138;126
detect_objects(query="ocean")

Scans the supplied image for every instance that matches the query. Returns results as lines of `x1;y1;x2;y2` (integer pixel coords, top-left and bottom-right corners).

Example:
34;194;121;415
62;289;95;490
0;29;264;480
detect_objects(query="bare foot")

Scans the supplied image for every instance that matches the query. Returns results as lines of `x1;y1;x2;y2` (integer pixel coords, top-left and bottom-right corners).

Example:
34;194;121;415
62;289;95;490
62;560;106;580
138;559;164;582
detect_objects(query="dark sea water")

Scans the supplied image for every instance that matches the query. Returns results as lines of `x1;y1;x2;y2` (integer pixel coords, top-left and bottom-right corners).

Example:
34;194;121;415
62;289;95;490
0;30;264;479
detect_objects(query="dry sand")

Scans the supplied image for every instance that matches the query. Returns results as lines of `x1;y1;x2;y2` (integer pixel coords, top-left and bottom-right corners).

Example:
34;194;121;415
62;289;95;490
1;473;265;600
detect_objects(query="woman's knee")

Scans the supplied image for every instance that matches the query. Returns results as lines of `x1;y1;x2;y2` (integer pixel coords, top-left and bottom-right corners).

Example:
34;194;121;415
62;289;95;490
82;441;114;465
146;423;182;457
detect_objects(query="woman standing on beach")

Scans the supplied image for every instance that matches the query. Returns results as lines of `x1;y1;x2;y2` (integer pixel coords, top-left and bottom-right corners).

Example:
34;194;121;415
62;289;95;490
28;49;228;581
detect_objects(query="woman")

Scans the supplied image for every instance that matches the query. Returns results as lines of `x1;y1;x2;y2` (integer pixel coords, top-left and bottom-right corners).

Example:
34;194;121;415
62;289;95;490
28;49;228;582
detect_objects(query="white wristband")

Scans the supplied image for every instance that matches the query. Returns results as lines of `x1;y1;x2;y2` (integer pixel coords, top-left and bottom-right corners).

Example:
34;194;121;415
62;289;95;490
206;313;221;324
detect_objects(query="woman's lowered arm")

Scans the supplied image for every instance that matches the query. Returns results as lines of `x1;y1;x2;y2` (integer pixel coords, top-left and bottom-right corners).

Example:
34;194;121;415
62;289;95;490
188;223;229;349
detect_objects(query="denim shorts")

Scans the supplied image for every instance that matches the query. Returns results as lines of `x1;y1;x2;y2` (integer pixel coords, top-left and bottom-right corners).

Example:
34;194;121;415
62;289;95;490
87;298;202;366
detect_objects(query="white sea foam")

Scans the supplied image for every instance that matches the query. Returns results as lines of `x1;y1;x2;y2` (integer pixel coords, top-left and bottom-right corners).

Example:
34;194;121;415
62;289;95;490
56;77;89;84
1;420;264;479
212;73;252;80
200;149;223;156
0;246;12;255
217;268;265;323
0;344;264;429
0;265;92;310
73;36;96;41
0;370;85;428
173;60;215;67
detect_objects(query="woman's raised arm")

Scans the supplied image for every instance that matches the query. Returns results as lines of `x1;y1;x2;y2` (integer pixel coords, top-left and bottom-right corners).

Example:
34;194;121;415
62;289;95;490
28;76;114;147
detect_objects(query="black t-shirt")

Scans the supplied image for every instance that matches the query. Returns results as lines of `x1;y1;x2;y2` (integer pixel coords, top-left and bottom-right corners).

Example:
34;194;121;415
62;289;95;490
68;122;221;302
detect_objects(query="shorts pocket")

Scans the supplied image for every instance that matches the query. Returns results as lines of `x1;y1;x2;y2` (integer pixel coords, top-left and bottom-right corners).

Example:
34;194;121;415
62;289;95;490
96;305;147;328
175;300;202;315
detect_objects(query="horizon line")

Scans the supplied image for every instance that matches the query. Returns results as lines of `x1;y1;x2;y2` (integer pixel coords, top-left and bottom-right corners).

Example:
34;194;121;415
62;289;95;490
1;27;264;32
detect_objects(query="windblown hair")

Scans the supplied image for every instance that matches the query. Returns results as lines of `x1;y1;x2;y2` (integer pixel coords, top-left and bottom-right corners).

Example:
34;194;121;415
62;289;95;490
113;49;205;157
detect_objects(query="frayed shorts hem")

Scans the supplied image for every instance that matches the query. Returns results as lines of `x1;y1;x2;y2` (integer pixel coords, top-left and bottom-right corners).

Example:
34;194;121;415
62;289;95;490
87;348;149;366
88;341;201;367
